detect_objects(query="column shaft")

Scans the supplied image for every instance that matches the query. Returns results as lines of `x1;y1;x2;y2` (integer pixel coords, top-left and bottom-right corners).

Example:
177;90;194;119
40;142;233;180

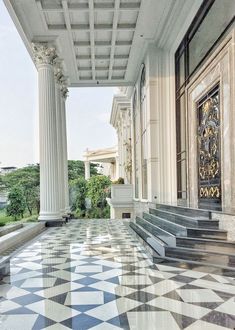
61;94;70;214
85;161;91;180
55;81;65;215
37;63;62;222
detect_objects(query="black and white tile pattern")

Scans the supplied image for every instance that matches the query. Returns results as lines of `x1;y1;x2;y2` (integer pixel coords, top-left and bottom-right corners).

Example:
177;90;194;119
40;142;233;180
0;219;235;329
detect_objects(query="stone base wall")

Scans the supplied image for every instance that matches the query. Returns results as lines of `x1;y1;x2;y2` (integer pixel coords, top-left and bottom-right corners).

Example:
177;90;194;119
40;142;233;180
212;212;235;241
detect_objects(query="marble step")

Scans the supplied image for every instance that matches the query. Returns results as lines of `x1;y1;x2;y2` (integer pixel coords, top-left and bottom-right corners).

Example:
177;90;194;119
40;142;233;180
156;203;212;219
129;222;166;256
186;227;227;240
136;216;176;246
176;236;235;254
143;212;187;236
165;246;235;268
143;212;226;241
149;208;219;229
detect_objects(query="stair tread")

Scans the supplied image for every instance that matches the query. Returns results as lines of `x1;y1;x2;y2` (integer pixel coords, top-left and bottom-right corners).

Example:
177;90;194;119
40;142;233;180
150;207;211;221
177;236;235;244
137;216;175;237
166;245;235;257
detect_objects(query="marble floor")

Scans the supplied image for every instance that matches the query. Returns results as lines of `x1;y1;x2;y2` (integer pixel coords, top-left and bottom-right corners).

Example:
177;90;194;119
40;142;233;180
0;219;235;330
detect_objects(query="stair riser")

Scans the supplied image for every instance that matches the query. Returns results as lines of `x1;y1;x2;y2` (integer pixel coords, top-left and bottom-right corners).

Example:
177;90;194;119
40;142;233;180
187;229;227;240
156;204;211;218
165;248;235;267
143;213;187;237
176;239;235;254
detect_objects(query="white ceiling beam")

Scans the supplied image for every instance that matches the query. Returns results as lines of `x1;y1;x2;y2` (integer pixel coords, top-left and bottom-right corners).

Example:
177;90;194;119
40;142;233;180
48;24;136;31
74;40;132;47
108;0;120;80
41;2;140;12
76;54;129;60
61;0;80;81
88;0;96;80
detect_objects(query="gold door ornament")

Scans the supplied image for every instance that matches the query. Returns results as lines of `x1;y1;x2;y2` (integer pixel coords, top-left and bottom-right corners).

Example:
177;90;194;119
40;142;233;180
197;84;221;207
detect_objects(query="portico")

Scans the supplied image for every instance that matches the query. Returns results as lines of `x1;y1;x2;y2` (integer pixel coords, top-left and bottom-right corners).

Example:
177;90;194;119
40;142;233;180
3;0;235;231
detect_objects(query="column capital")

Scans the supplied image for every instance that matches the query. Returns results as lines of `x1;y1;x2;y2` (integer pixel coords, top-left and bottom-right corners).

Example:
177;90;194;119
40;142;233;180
61;85;69;100
32;42;58;67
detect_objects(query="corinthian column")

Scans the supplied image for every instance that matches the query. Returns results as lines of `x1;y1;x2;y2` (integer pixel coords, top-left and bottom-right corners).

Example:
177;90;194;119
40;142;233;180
61;85;71;214
54;65;65;216
32;43;63;225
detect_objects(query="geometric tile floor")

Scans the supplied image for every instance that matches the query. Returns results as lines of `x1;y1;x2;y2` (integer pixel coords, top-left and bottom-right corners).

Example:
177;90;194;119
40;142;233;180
0;219;235;329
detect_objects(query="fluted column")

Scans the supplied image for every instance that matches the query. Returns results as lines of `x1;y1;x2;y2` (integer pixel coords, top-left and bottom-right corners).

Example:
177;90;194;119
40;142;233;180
32;43;62;225
84;160;90;180
54;65;65;215
61;86;70;214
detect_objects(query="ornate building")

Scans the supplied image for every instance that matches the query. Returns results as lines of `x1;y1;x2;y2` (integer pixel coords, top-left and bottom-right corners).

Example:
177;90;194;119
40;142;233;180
3;0;235;233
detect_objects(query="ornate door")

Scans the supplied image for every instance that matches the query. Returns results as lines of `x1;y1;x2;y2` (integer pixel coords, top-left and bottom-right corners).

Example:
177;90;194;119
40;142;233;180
197;84;221;210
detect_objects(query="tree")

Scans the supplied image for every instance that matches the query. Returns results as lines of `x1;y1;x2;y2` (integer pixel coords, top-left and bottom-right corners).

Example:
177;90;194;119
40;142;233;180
70;177;87;213
6;186;26;220
2;165;40;215
68;160;99;181
87;175;111;208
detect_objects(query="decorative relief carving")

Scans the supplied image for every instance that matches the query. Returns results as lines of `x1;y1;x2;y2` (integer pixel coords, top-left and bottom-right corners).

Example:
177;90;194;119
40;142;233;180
32;43;58;66
197;84;221;202
61;85;69;99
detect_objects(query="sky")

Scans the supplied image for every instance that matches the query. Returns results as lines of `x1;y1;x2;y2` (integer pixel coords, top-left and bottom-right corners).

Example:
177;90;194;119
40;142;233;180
0;1;117;168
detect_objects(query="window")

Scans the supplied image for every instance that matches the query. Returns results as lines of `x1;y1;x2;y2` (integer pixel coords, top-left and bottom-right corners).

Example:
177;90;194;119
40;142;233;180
133;88;139;198
140;65;148;199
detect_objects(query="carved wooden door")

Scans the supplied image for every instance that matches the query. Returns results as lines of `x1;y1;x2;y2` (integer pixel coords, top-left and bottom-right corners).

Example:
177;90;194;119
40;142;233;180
197;84;221;210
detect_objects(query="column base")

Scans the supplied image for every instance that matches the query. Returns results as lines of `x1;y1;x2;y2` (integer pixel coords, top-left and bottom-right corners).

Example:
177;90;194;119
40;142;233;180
38;212;65;226
45;220;66;227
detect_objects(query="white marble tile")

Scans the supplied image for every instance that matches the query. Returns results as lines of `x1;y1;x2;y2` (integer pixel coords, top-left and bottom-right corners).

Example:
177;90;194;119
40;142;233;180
41;258;67;265
45;324;71;330
26;299;80;322
131;260;153;268
142;279;184;296
93;259;122;268
181;270;206;279
176;289;223;303
148;296;210;319
17;252;39;258
210;274;231;284
127;311;181;330
35;282;83;298
48;270;85;281
0;284;29;299
54;260;87;270
136;268;175;279
185;320;229;330
17;262;44;271
65;291;104;305
0;314;38;330
21;277;57;288
75;265;103;273
85;298;142;321
157;264;184;272
215;298;235;316
118;274;153;286
8;270;43;283
91;268;127;280
0;300;21;313
89;322;121;329
191;279;235;294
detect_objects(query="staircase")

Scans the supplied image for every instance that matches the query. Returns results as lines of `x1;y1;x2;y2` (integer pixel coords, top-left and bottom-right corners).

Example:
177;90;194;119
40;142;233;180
129;203;235;270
